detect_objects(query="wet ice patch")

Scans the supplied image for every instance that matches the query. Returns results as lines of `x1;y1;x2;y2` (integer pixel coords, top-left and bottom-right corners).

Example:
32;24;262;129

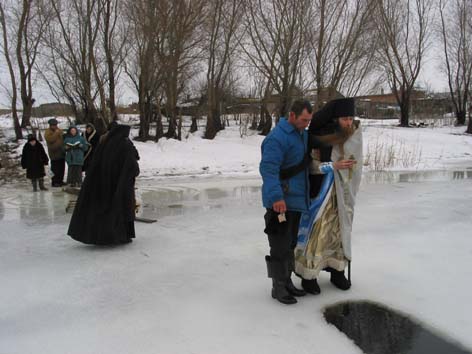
324;301;472;354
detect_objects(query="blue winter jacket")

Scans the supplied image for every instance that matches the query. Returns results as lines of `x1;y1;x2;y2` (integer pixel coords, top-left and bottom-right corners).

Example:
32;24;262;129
259;118;310;212
64;128;88;166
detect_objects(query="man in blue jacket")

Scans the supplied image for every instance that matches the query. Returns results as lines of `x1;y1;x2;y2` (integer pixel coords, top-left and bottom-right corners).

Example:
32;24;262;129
260;99;313;305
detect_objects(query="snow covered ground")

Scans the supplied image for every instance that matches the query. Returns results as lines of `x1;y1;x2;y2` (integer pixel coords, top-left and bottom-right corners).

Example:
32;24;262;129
1;176;472;354
1;114;471;180
1;114;472;353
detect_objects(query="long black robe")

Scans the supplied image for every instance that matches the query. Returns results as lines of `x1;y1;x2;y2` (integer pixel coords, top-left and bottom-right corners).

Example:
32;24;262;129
67;125;140;245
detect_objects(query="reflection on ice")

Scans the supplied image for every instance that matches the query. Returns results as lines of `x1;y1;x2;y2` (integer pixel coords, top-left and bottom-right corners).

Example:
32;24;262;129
138;183;261;218
363;169;472;184
0;187;73;224
2;168;471;222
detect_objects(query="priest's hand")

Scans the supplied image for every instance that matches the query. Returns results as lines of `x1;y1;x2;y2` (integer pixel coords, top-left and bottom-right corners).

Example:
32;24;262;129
333;159;356;170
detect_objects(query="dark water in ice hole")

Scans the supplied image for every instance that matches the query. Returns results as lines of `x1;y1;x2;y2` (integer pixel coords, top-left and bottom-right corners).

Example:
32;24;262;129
324;301;471;354
139;169;472;218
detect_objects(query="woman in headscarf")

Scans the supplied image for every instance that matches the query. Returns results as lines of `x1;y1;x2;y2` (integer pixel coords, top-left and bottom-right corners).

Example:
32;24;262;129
295;98;363;294
64;126;88;187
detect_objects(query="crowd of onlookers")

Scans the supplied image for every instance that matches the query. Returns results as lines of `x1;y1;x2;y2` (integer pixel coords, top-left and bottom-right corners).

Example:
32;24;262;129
21;118;100;191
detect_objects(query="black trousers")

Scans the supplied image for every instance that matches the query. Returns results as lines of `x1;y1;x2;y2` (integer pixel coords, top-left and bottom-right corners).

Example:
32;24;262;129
51;159;65;185
264;209;301;279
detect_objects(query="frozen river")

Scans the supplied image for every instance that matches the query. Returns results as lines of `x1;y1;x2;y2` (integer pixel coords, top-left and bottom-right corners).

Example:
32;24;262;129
1;171;472;354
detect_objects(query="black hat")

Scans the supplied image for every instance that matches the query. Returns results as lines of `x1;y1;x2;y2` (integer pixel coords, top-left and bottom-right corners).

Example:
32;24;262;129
107;121;118;131
309;97;356;135
27;134;37;142
48;118;58;125
332;98;355;118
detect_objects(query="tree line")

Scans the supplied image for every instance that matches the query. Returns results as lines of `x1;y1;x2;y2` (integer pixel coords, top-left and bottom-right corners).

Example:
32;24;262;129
1;0;472;141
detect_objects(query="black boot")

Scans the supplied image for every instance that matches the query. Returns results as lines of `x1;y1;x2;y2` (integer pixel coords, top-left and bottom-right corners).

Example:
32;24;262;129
272;279;297;304
265;255;297;305
301;278;321;295
39;178;48;191
330;270;351;290
286;277;306;297
32;179;38;192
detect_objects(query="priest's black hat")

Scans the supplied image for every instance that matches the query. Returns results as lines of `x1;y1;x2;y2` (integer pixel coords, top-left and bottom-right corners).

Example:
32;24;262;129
309;97;356;134
332;97;355;118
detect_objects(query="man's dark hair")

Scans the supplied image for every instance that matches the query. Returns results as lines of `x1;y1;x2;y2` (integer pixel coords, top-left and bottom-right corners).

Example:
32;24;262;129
290;99;313;117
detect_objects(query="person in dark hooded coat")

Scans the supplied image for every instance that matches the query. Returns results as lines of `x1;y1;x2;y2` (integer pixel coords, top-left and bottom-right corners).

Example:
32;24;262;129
67;124;140;245
21;134;49;191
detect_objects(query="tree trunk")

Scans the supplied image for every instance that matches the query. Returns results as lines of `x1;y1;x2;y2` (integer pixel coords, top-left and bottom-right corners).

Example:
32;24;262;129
278;94;289;119
154;100;164;142
456;109;466;125
13;109;23;140
165;108;178;139
138;96;151;140
190;116;198;133
399;92;410;127
250;113;257;130
165;81;178;139
467;109;472;134
399;104;410;127
20;97;33;128
259;107;272;136
177;109;182;141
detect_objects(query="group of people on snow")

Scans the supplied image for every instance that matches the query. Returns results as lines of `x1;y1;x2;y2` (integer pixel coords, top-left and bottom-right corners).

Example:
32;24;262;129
22;119;101;190
19;97;361;301
20;119;140;245
260;97;362;305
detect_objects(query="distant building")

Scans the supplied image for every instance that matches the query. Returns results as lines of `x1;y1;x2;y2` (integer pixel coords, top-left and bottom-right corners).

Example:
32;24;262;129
353;90;454;120
32;103;74;117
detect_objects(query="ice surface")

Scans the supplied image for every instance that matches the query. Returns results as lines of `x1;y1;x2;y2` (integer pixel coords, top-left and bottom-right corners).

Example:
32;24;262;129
1;175;472;354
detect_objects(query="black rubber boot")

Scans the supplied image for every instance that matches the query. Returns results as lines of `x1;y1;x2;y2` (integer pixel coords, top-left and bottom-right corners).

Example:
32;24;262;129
330;270;351;290
286;277;306;297
301;278;321;295
265;256;297;305
32;179;38;192
272;279;297;304
39;178;48;191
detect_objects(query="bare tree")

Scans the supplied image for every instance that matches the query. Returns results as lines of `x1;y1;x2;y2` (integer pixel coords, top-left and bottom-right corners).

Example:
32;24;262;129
306;0;378;107
100;0;126;122
0;1;22;139
0;0;51;131
124;0;163;140
157;0;205;140
41;0;112;131
203;0;244;139
375;0;432;127
438;0;472;126
241;0;312;124
15;0;51;128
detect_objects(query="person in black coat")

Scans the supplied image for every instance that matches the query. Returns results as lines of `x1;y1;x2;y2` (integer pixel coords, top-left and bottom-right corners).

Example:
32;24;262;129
21;134;49;191
82;123;101;172
67;124;140;245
